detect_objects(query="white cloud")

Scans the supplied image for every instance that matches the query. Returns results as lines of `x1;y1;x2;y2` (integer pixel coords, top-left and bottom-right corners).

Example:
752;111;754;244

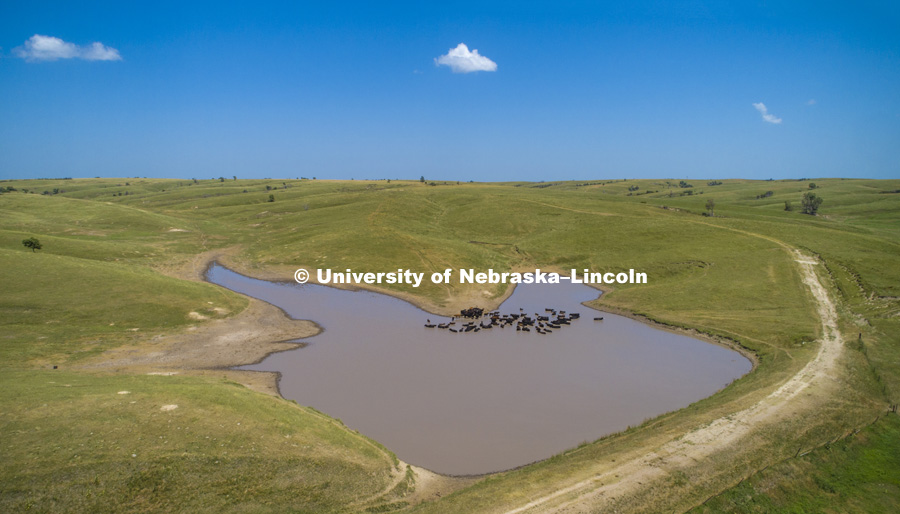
752;102;782;124
13;34;121;62
435;43;497;73
14;35;78;60
82;41;122;61
807;99;817;106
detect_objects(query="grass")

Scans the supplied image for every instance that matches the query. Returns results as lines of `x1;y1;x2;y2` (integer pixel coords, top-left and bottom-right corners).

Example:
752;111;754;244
1;176;899;512
0;370;398;513
690;412;900;514
0;246;247;364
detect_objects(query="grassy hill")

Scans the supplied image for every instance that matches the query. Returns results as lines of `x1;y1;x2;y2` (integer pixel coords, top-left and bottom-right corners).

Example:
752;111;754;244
1;177;897;512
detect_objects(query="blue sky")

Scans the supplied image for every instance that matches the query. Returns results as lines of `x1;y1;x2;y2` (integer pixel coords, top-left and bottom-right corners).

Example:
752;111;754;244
1;1;898;181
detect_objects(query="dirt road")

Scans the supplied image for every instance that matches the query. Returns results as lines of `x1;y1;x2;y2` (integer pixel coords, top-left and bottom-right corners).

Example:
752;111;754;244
503;251;844;513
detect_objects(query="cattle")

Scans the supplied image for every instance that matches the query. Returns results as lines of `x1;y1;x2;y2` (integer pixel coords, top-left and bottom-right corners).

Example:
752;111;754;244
429;304;588;336
459;307;485;318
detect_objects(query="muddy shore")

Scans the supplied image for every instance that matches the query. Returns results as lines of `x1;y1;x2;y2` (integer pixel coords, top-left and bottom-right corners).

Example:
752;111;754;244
82;248;319;396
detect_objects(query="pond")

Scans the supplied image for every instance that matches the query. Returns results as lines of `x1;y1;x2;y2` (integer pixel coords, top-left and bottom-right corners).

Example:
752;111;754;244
207;265;751;475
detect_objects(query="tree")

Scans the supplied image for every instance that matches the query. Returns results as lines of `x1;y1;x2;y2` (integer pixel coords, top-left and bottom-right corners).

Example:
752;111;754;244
22;237;42;252
801;192;823;215
233;176;237;181
784;200;793;211
268;194;275;202
808;182;817;189
705;198;715;216
420;176;425;183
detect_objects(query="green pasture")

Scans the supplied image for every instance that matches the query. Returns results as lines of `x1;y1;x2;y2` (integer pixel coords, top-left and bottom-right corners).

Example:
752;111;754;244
1;177;898;512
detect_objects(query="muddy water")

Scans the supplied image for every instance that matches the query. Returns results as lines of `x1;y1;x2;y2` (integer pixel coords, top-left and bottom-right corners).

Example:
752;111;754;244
207;265;751;475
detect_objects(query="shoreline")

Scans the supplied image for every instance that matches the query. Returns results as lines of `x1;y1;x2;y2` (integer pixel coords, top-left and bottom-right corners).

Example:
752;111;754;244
86;248;759;482
200;256;759;475
590;302;760;372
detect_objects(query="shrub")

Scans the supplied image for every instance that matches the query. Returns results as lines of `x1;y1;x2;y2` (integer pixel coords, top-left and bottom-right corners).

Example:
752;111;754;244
801;192;823;215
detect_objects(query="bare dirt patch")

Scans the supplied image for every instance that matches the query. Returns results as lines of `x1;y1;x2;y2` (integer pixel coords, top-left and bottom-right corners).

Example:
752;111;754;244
408;464;477;505
77;246;319;394
82;296;317;396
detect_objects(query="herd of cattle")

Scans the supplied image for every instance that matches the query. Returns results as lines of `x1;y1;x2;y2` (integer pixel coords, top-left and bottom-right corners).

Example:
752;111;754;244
424;306;604;335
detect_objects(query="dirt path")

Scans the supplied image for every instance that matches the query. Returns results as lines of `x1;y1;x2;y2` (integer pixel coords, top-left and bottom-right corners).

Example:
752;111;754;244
502;250;843;514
